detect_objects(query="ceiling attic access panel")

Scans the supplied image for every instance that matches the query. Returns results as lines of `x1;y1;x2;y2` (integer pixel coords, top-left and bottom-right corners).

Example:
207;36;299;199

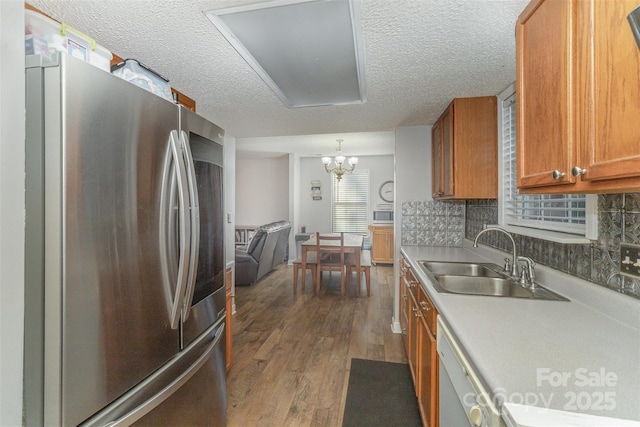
205;0;366;108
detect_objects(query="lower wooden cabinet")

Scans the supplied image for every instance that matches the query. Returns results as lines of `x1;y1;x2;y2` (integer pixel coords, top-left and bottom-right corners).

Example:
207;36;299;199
407;287;419;379
369;225;394;264
400;255;438;427
400;260;410;355
225;267;233;372
416;285;438;427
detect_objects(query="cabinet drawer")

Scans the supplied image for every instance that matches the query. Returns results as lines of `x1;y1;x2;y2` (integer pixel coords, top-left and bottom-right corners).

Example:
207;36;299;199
418;285;437;335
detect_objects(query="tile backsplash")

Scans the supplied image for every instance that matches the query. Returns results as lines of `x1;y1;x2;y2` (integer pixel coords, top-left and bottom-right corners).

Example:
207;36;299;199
401;194;640;299
401;200;465;247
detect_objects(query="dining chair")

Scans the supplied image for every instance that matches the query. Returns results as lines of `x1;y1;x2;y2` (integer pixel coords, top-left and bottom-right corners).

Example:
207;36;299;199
292;251;317;293
315;232;347;296
345;249;372;297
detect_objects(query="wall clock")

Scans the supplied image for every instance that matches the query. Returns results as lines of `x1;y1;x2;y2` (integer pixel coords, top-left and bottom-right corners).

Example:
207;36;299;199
378;180;394;203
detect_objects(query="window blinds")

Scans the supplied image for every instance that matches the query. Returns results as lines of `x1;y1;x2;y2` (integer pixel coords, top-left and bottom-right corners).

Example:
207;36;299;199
502;94;586;234
332;171;369;234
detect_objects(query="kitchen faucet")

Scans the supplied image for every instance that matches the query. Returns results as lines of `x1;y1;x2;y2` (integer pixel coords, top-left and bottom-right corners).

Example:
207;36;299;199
517;256;537;289
473;226;519;277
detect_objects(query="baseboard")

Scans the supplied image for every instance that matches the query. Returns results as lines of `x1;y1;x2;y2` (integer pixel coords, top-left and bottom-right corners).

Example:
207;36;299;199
390;317;402;334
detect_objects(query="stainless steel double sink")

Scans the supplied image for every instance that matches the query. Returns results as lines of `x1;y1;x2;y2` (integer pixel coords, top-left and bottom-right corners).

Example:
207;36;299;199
419;261;569;301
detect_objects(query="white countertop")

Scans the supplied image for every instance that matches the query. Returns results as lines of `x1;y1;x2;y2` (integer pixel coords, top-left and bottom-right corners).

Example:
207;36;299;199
502;403;640;427
401;242;640;423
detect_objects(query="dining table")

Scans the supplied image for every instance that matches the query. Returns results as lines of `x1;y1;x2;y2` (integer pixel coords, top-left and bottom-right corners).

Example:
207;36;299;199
300;233;364;295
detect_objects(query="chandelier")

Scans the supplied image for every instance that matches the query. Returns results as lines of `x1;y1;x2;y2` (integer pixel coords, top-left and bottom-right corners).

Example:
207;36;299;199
321;139;358;181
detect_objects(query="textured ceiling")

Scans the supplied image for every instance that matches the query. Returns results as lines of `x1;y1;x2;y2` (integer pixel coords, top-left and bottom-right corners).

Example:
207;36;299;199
27;0;529;139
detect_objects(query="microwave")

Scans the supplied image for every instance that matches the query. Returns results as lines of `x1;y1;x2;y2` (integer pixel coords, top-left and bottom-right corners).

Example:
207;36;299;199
373;210;393;222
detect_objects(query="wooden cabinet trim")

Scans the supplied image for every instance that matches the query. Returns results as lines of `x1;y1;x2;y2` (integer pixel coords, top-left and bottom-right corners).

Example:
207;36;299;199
431;119;444;198
518;0;545;22
225;267;233;372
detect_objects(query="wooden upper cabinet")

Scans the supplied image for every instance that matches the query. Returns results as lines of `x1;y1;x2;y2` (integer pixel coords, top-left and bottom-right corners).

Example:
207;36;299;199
516;0;576;189
431;116;444;198
516;0;640;194
431;97;497;200
578;0;640;185
441;107;453;197
432;106;454;198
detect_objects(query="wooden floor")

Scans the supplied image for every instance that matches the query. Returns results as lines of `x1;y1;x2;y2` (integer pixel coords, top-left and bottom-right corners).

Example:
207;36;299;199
226;263;406;427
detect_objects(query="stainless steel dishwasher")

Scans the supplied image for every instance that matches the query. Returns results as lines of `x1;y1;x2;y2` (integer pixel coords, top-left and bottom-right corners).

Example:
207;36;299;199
437;316;504;427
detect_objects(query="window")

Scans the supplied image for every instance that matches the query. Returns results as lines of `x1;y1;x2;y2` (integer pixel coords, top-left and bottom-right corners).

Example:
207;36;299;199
332;170;369;234
498;84;596;241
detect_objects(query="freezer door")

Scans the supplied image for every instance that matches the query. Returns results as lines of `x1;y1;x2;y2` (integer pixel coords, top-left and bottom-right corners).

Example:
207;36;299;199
34;55;183;426
80;319;227;427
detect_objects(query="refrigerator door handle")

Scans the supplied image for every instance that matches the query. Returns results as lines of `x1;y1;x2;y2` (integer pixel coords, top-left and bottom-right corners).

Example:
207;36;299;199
166;130;191;330
180;130;200;322
100;324;224;427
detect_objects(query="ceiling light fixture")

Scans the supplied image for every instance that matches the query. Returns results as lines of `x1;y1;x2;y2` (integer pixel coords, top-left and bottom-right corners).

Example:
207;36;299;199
204;0;366;108
322;139;358;181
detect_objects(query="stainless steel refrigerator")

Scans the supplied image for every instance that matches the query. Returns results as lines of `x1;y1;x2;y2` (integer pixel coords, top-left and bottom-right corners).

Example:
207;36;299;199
24;53;227;426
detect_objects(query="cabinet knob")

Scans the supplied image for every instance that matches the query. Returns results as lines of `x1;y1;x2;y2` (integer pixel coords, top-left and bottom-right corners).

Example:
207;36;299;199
552;170;565;180
420;301;430;311
571;166;587;177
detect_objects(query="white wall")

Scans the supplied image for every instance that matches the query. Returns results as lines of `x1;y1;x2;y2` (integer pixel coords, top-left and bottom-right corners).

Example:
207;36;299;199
224;134;237;311
235;155;289;226
289;154;301;264
392;125;431;332
396;126;432;203
224;135;236;261
299;157;333;234
0;0;25;424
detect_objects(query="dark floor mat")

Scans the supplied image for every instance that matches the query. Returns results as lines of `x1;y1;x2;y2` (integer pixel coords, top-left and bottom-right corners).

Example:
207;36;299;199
342;358;422;427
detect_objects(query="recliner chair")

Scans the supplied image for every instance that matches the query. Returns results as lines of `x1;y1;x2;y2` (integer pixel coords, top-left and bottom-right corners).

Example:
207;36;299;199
235;220;291;286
